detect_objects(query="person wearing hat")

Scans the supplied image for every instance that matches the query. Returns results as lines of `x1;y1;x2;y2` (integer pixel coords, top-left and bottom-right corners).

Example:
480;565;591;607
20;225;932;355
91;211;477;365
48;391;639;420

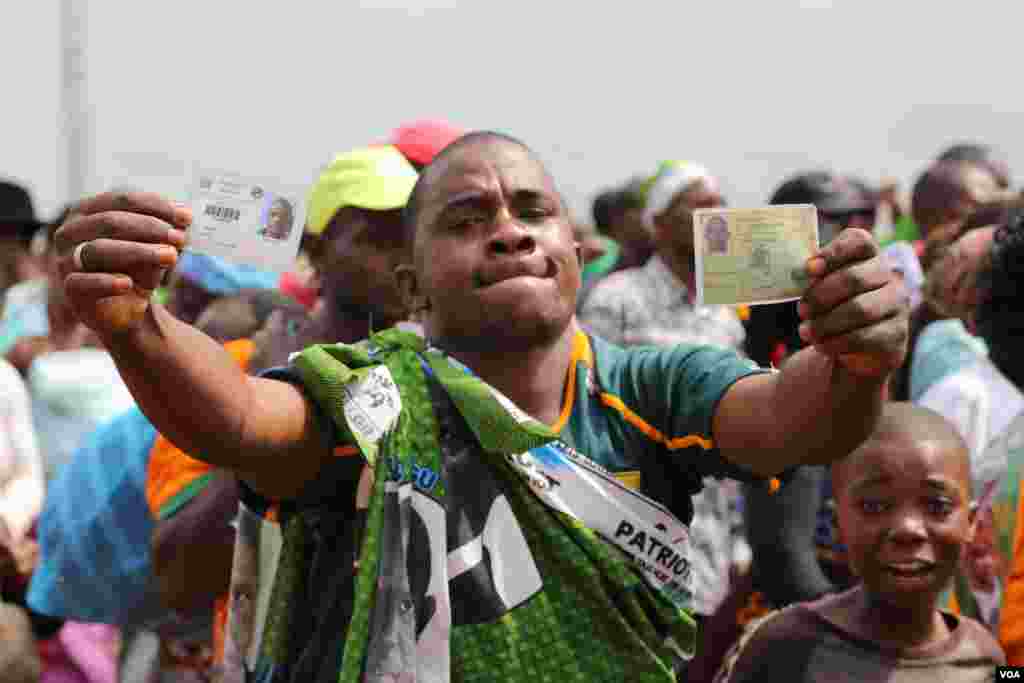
144;144;420;682
0;183;52;369
0;181;46;305
769;171;878;248
389;118;465;171
276;120;465;313
0;205;96;375
301;145;420;335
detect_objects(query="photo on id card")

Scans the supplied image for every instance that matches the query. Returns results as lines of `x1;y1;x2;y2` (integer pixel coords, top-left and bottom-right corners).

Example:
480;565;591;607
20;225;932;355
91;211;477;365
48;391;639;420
186;166;306;273
693;204;819;307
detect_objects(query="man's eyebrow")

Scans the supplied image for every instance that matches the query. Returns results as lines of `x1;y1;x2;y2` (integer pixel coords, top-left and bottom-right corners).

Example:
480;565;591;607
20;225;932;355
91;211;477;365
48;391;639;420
924;478;960;495
438;190;495;216
850;474;891;492
509;188;554;203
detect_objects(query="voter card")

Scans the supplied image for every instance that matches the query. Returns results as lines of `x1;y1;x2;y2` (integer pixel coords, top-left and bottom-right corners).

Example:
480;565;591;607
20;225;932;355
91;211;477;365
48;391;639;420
185;167;306;273
694;204;819;306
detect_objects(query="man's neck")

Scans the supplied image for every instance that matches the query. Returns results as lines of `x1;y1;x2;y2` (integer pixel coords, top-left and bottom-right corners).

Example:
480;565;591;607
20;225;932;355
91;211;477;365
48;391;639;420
618;241;654;271
447;322;577;428
658;247;695;292
314;304;379;345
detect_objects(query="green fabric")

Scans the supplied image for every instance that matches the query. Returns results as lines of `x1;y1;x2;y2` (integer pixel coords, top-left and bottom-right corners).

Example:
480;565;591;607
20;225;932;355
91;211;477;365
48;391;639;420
287;329;695;682
581;237;621;287
879;215;920;247
421;350;555;453
952;419;1024;622
994;458;1023;576
450;458;689;681
284;328;445;678
261;510;307;663
157;472;214;521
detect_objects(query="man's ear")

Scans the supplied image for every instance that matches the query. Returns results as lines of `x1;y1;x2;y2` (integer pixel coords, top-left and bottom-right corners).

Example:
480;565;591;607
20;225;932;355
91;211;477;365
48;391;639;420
395;264;429;318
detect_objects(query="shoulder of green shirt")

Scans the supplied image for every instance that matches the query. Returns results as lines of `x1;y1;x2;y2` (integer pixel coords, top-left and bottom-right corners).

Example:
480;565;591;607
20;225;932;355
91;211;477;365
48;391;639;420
583;334;763;454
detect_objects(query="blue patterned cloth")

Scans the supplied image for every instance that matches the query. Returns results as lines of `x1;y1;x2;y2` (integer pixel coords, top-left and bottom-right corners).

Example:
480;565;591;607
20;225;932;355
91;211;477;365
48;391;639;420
176;251;279;294
27;407;163;626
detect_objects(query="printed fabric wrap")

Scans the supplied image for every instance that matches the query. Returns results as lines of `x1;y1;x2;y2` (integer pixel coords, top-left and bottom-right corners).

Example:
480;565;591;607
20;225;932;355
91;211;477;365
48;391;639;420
274;328;695;682
953;411;1024;650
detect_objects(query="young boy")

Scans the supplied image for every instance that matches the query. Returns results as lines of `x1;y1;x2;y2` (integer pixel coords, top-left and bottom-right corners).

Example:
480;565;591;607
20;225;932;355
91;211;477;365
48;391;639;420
716;403;1004;682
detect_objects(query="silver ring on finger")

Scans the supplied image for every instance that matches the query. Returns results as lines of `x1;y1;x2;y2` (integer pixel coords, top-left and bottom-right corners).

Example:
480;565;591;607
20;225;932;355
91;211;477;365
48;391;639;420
72;241;92;272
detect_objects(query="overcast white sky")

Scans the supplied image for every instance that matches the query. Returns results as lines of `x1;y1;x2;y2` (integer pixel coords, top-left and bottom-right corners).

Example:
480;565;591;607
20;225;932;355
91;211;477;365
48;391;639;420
5;1;1023;221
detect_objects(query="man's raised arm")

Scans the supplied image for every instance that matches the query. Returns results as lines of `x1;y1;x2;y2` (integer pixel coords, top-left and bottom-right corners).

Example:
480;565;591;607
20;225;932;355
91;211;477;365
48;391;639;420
56;192;329;498
714;228;908;477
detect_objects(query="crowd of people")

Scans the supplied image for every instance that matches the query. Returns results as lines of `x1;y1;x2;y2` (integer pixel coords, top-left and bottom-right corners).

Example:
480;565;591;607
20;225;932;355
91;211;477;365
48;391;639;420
0;119;1020;682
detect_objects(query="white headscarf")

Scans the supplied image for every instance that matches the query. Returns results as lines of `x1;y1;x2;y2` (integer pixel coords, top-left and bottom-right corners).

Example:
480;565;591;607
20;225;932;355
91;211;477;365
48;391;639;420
882;241;925;309
642;162;717;230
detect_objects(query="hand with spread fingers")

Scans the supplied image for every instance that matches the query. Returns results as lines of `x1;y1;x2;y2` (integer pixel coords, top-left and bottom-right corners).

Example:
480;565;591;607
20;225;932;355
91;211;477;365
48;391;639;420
54;192;191;337
796;227;909;377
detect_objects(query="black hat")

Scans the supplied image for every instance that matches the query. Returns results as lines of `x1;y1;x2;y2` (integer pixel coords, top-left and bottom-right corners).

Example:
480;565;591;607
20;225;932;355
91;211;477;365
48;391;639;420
0;181;44;240
769;171;875;215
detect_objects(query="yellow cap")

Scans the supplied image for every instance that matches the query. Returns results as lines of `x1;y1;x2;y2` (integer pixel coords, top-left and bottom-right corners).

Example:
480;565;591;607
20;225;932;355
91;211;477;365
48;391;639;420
305;145;419;235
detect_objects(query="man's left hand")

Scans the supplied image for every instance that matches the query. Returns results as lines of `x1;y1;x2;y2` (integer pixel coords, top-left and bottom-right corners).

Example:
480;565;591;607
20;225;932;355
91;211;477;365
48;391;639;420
797;228;909;377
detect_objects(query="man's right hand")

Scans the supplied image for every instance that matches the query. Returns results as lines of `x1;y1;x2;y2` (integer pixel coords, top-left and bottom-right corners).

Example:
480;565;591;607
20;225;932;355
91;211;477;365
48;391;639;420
55;193;191;337
54;193;329;500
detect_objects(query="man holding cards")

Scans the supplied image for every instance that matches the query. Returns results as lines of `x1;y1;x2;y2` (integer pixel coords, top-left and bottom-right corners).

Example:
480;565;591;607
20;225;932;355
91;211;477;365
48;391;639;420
55;131;906;682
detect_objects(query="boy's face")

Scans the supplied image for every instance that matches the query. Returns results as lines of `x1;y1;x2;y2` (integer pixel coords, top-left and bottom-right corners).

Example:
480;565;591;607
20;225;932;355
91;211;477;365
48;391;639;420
836;433;972;610
407;139;581;350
